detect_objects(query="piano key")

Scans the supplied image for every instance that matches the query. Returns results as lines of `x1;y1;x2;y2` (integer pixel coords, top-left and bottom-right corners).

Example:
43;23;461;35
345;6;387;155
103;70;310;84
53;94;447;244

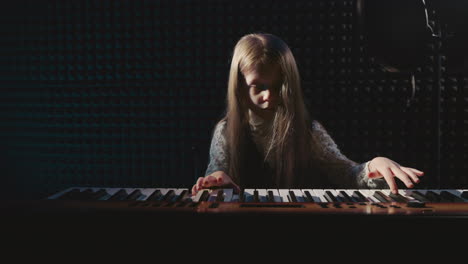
439;190;464;202
425;190;441;202
146;189;163;201
395;189;420;202
126;189;143;201
352;190;369;202
327;189;346;202
323;190;339;202
388;192;409;203
192;189;209;202
290;189;305;202
288;190;298;202
278;189;291;202
267;190;275;202
311;189;329;202
302;189;321;202
174;189;189;202
336;190;353;202
256;189;268;202
222;189;233;202
407;190;430;202
266;189;283;202
161;189;176;202
253;190;260;202
199;190;210;202
89;188;109;200
243;189;256;203
108;189;129;201
454;189;468;202
360;190;380;203
238;189;245;202
373;190;391;203
206;188;233;202
57;188;81;200
461;191;468;200
215;190;225;202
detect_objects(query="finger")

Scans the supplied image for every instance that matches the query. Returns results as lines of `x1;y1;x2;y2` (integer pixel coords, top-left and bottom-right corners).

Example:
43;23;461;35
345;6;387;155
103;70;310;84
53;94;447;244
368;170;382;179
196;177;204;191
409;168;424;175
203;175;218;188
390;166;414;188
400;167;421;184
379;167;398;194
191;185;198;196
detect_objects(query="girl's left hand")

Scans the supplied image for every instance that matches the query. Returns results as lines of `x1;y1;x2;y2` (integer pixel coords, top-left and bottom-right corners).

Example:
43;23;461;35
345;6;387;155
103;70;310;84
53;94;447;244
367;157;424;194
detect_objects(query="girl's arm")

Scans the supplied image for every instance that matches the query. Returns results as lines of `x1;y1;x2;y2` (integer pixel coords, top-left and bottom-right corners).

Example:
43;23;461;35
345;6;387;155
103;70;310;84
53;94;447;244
205;120;229;177
310;120;387;189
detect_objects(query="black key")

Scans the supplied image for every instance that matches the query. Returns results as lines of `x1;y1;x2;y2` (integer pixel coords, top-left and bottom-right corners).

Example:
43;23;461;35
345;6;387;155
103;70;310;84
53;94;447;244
90;189;108;200
58;188;81;200
373;191;391;203
303;191;315;202
461;191;468;200
440;191;465;202
288;191;298;202
410;191;430;202
267;191;275;202
126;189;142;201
199;190;210;202
146;189;163;201
175;190;188;202
339;191;353;203
215;190;224;202
324;191;338;203
352;191;367;202
425;191;441;202
253;190;260;203
108;189;128;201
389;192;409;203
161;190;176;202
239;189;245;202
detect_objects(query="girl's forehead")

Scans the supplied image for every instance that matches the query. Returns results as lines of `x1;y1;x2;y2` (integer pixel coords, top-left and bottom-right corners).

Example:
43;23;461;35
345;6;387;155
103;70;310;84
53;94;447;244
242;64;282;84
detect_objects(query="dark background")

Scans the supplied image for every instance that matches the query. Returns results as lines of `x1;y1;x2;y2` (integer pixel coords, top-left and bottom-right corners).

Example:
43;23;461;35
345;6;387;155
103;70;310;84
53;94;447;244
1;0;467;200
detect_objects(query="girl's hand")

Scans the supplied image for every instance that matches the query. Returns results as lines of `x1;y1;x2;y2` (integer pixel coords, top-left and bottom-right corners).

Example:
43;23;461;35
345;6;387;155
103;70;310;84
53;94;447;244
191;171;240;196
367;157;424;194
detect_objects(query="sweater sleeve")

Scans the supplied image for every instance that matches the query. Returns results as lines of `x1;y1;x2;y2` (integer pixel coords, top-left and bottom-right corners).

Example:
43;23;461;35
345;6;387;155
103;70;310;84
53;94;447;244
310;120;387;189
204;121;229;176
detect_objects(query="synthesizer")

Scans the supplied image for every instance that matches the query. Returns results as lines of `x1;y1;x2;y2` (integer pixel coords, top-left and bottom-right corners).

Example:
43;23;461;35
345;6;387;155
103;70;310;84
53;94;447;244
22;187;468;216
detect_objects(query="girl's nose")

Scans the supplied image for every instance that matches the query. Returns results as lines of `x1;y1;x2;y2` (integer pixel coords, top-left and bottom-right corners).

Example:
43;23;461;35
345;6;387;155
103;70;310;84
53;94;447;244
261;89;271;102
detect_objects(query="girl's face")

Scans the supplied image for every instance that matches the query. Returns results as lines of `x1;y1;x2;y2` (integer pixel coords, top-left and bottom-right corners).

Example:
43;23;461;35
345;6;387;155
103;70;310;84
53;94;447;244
242;64;283;120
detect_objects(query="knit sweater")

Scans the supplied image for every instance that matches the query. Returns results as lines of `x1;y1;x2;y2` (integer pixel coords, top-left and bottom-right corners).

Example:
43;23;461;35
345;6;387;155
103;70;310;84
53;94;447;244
204;117;387;189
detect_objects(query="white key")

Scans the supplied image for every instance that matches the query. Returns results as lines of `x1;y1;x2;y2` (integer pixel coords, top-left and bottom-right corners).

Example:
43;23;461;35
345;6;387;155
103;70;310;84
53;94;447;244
359;189;379;203
278;189;290;202
243;189;256;202
231;194;240;202
192;188;210;202
207;188;233;202
311;189;328;202
47;187;77;199
456;189;468;202
256;189;269;202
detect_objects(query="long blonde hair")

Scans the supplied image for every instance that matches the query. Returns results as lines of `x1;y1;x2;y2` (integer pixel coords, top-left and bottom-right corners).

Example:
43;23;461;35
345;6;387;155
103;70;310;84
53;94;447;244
224;33;313;188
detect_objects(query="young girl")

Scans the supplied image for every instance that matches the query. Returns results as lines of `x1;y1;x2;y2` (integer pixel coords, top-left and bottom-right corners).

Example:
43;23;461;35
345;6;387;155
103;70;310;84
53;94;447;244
191;33;424;196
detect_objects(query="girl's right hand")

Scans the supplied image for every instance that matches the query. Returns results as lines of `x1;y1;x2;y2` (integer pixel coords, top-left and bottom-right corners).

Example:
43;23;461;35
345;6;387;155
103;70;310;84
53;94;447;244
191;171;240;196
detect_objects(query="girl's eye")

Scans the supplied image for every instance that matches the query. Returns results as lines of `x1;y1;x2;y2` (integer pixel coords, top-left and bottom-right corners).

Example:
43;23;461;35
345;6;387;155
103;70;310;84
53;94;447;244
257;84;268;91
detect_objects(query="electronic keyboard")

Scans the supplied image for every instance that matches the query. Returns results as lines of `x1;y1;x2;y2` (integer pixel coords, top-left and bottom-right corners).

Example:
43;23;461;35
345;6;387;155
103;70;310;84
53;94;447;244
28;186;468;216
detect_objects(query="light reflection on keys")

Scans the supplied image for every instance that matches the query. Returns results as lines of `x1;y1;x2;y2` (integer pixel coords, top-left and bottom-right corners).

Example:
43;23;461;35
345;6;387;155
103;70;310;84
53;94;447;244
50;188;468;203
